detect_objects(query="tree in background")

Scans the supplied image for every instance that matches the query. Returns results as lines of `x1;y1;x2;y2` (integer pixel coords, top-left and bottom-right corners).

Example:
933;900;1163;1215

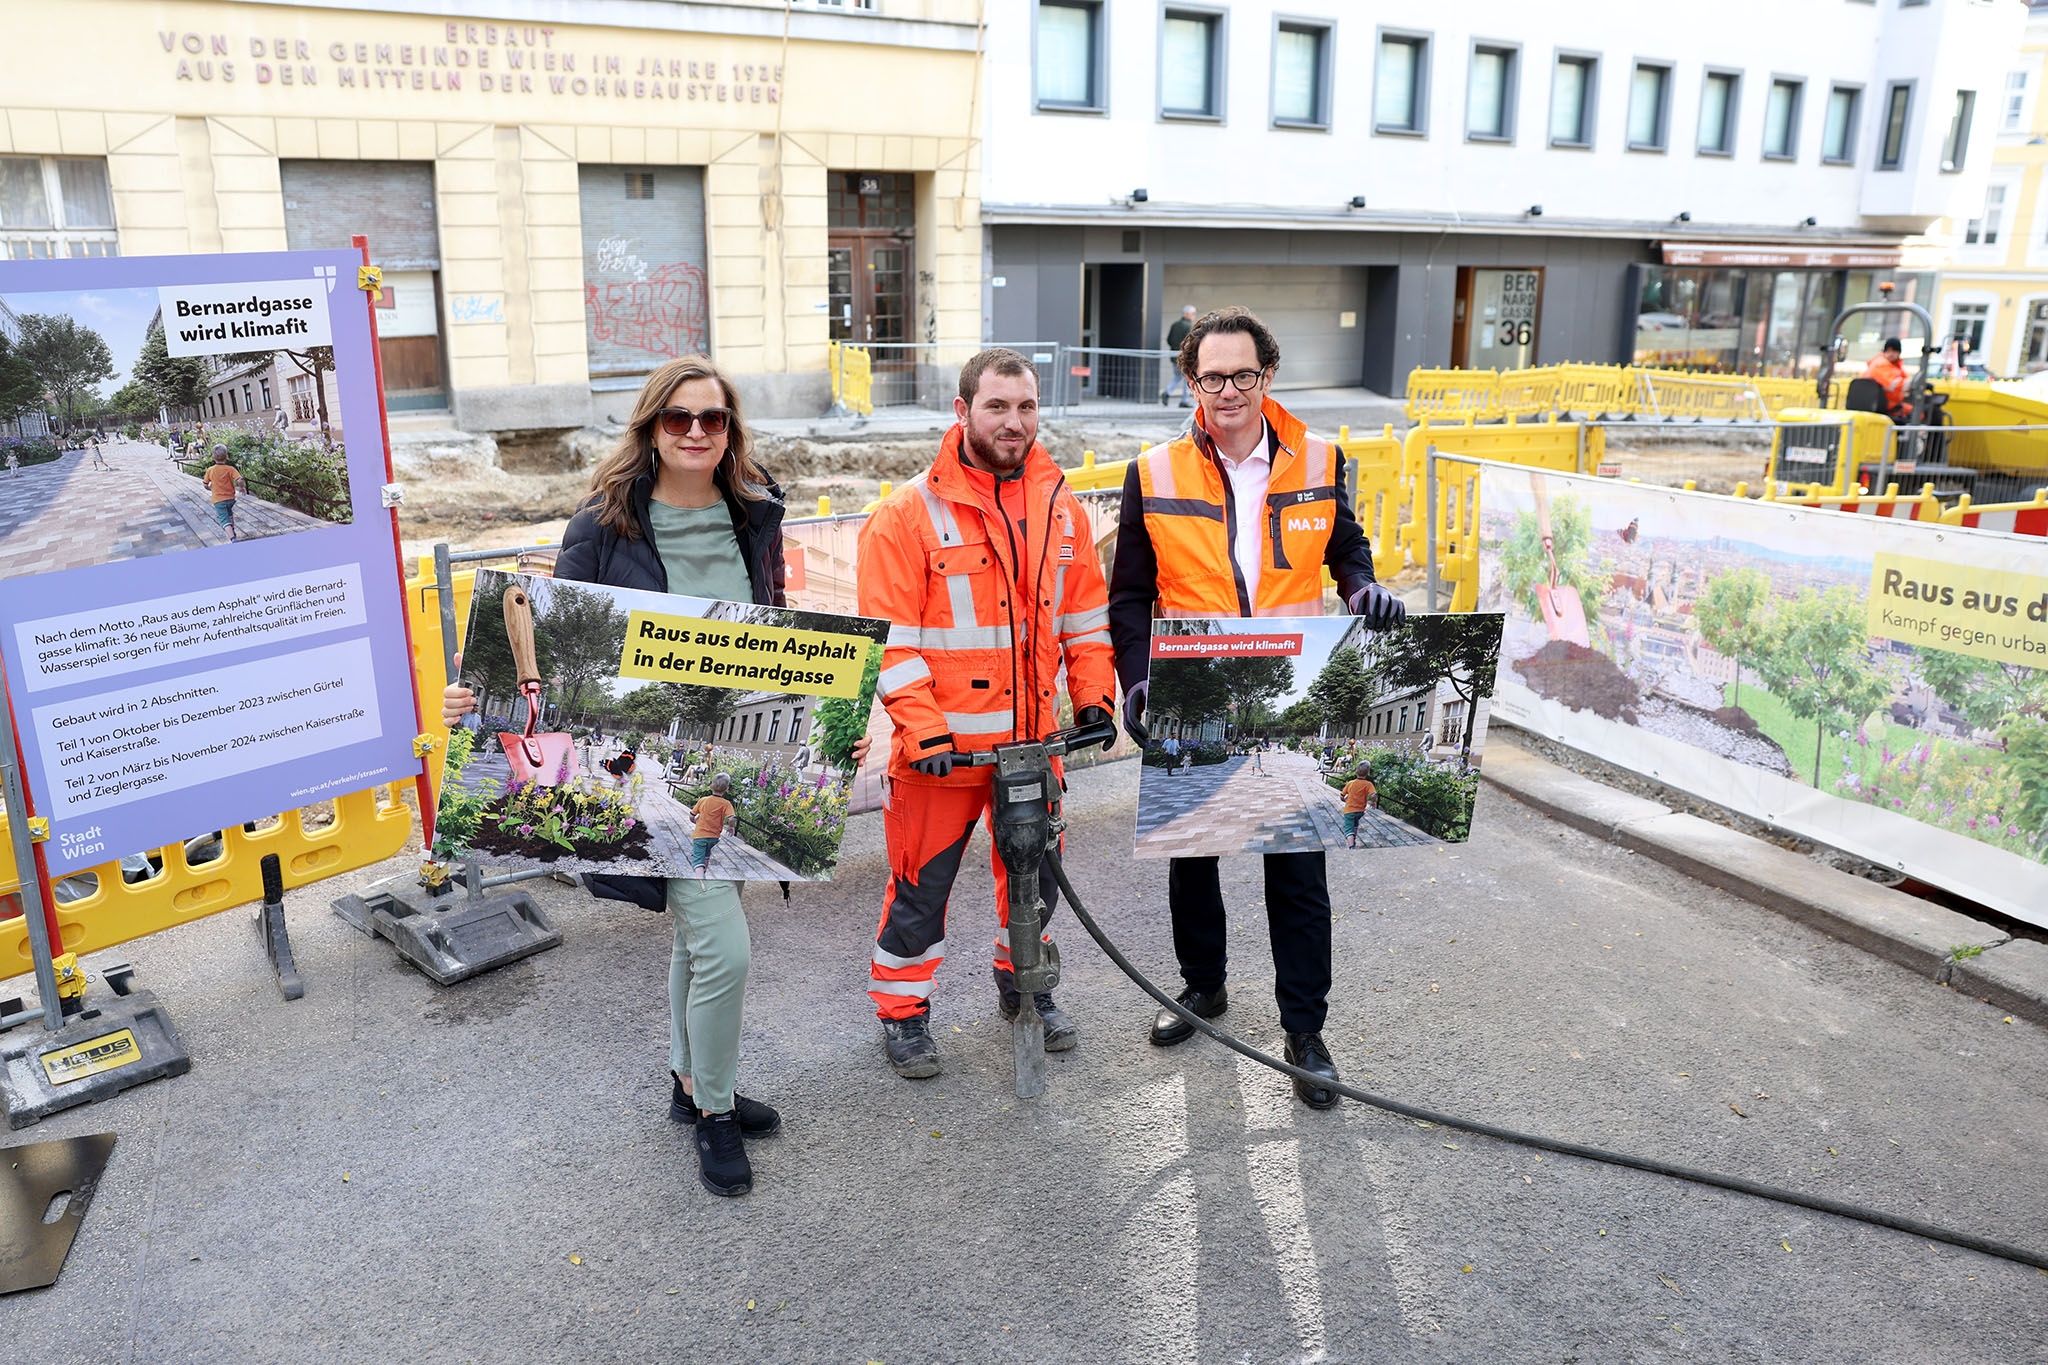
1363;614;1503;766
1916;649;2046;738
1496;490;1607;621
1754;586;1890;787
107;380;159;422
812;642;882;770
15;313;113;432
0;329;42;432
132;318;210;421
1308;646;1373;737
539;585;630;720
1278;696;1325;736
1693;567;1775;709
456;576;546;724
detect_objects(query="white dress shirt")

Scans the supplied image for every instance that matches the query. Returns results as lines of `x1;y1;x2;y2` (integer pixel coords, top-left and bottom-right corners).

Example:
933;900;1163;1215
1214;424;1274;610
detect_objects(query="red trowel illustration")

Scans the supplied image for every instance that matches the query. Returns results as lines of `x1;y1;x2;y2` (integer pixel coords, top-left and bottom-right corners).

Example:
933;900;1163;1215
1530;474;1591;647
498;585;580;786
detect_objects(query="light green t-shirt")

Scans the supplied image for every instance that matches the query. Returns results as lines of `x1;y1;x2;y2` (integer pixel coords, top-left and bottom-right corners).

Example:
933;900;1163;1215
647;499;754;604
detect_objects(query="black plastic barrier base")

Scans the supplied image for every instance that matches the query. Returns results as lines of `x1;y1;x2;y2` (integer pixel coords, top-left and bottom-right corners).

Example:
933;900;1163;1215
0;966;191;1129
333;877;561;987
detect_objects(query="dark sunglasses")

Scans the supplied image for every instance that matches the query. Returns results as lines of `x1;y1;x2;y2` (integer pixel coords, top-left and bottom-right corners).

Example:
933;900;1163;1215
656;406;732;437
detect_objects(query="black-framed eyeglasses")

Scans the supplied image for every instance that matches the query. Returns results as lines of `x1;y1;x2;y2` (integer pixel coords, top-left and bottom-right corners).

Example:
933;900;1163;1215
656;406;732;436
1192;368;1267;394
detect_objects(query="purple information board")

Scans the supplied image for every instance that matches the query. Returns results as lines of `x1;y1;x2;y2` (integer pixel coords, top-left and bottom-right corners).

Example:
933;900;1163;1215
0;249;420;875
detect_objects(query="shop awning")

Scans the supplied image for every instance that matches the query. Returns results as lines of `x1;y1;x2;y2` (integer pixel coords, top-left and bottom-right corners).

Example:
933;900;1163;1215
1659;242;1904;268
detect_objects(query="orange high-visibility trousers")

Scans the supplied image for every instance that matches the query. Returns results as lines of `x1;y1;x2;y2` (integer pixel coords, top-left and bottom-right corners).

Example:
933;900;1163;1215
868;768;1064;1020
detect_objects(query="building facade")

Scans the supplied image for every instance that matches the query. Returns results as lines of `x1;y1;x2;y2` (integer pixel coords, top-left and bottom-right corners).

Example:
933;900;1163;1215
2;0;982;429
984;0;2022;391
1934;0;2048;375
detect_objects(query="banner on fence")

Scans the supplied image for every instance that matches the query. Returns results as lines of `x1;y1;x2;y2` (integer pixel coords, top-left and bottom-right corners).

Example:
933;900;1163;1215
435;571;885;883
1476;465;2048;926
0;249;419;876
1133;614;1504;860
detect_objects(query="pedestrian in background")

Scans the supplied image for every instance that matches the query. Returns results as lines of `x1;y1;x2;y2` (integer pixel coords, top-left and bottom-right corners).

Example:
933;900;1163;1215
442;355;787;1198
204;444;243;542
1162;304;1197;407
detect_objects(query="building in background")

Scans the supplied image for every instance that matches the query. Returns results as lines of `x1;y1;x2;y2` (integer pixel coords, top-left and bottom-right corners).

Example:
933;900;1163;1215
984;0;2022;392
2;0;982;431
1934;0;2048;377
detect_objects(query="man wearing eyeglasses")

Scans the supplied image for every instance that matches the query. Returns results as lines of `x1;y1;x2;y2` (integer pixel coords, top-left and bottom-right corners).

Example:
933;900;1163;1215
1108;305;1406;1110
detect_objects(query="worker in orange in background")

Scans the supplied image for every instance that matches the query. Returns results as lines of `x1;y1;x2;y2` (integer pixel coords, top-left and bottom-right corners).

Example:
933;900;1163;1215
1866;337;1912;422
856;348;1118;1080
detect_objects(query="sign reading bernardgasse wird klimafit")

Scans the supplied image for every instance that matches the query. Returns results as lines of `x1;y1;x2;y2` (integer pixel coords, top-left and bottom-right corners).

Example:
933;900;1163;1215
0;249;420;876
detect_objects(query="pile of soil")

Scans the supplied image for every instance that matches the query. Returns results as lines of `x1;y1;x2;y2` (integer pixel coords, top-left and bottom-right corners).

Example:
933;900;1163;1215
1512;641;1642;723
464;812;654;865
1710;705;1760;734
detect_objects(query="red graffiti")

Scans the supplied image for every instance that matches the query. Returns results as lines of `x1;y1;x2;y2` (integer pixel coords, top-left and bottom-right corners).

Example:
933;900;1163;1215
586;262;708;356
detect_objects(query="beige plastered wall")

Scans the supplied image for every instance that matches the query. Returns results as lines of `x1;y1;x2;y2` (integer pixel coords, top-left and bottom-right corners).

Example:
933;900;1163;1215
2;0;983;423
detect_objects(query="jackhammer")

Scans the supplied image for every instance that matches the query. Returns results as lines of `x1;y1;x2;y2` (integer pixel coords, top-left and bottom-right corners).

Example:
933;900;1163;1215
960;716;1118;1100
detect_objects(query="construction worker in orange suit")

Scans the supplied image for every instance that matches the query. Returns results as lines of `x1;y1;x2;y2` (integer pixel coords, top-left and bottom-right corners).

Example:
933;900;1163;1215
857;347;1118;1079
1108;306;1407;1110
1866;337;1913;421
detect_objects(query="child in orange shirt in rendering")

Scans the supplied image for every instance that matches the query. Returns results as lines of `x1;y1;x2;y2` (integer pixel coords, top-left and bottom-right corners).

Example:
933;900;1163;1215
689;772;736;877
204;444;245;542
1340;764;1377;848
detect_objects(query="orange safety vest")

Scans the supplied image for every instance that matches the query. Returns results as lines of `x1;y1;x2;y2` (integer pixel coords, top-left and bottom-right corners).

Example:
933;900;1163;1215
857;426;1117;780
1866;354;1909;415
1135;396;1339;617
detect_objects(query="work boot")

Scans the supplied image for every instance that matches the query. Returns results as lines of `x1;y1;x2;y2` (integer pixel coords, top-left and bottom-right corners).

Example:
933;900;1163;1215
1285;1031;1341;1110
882;1013;943;1079
1150;985;1227;1046
996;979;1079;1052
695;1111;753;1197
670;1075;782;1137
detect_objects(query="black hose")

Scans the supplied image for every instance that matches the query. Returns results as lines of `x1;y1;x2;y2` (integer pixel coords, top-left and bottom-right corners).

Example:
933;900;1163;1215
1046;852;2048;1273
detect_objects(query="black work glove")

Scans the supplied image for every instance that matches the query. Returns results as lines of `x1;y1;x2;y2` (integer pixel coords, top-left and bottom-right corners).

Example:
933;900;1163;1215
1348;582;1408;631
1075;705;1115;750
911;750;955;778
1121;681;1150;746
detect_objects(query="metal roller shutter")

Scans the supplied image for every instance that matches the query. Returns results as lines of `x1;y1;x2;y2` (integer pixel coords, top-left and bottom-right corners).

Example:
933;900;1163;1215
579;164;709;379
1162;265;1369;389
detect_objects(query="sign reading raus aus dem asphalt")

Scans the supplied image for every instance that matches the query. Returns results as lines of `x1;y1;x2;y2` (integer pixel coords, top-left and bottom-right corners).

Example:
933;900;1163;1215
618;613;871;697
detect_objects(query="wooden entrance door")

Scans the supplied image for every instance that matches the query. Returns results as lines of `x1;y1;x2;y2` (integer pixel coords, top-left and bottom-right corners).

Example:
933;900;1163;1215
827;235;911;346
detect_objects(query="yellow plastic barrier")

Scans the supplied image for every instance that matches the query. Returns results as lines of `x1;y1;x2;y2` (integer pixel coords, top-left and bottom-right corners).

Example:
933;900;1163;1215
1335;427;1405;583
829;342;874;417
1403;369;1502;422
1552;363;1637;416
1405;362;1819;422
1941;489;2048;536
1397;416;1594;570
1763;482;1947;522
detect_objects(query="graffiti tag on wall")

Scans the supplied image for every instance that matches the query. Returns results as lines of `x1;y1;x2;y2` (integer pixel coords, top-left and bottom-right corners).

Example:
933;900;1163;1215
587;262;708;357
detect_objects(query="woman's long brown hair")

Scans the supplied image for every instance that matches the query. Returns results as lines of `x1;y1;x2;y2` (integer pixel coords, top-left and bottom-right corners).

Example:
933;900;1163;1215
586;355;773;539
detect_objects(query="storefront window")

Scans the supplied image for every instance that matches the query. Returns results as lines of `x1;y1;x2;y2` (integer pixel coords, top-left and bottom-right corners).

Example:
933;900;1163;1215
1635;266;1932;376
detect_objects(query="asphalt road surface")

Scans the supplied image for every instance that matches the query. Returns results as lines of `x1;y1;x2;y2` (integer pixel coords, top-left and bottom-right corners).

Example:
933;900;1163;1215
7;759;2046;1363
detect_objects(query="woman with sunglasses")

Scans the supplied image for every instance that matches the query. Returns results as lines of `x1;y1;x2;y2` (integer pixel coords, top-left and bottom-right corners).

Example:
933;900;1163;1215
441;355;784;1198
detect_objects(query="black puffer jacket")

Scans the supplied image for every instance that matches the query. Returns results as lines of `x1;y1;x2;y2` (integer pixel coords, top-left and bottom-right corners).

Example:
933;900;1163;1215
556;470;786;911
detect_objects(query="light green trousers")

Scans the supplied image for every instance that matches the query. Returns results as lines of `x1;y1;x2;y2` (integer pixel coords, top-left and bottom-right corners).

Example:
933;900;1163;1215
665;876;750;1115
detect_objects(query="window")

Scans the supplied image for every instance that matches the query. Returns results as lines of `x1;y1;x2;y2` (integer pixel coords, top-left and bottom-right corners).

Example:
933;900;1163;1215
0;156;117;259
260;376;273;408
1763;79;1803;160
1549;54;1597;147
1467;44;1517;141
1375;32;1429;134
1964;184;2007;245
1879;82;1913;169
1822;85;1860;164
1036;1;1103;111
623;171;654;200
2022;299;2048;371
1398;705;1409;733
768;710;782;743
1698;70;1739;155
790;707;805;744
1160;10;1224;120
1943;90;1976;172
1627;61;1672;151
2004;69;2030;133
242;383;253;413
1273;23;1330;127
1948;301;1989;354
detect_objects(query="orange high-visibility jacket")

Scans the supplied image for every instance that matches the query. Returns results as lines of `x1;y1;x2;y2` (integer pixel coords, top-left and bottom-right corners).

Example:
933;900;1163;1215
857;425;1117;781
1866;353;1910;416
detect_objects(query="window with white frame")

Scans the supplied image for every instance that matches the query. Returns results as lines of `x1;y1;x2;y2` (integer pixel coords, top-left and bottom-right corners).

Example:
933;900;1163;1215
2003;68;2031;133
1161;9;1223;119
1375;33;1429;134
2022;299;2048;371
1550;53;1597;147
1467;44;1516;141
1273;22;1331;127
1763;79;1803;160
1822;85;1860;164
1947;301;1989;354
1036;0;1104;111
1943;90;1977;172
0;156;118;259
1699;70;1739;155
1965;183;2007;246
1627;61;1672;151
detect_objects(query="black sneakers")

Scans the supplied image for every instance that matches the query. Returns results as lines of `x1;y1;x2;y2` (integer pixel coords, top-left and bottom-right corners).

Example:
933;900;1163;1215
695;1111;753;1197
670;1075;782;1137
882;1014;943;1078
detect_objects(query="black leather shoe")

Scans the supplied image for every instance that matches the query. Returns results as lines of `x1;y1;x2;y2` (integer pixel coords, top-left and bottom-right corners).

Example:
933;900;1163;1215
1149;985;1227;1046
1285;1031;1341;1109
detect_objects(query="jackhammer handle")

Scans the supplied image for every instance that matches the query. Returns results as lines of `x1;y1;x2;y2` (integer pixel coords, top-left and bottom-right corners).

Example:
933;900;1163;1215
1046;720;1117;755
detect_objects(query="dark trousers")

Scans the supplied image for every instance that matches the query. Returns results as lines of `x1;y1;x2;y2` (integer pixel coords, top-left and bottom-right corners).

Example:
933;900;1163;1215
1167;852;1331;1034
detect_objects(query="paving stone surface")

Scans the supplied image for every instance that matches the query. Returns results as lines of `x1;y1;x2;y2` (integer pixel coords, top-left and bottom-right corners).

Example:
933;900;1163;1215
1135;748;1438;858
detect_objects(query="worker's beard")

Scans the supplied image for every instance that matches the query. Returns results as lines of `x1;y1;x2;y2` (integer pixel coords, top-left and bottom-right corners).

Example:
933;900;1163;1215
963;422;1031;475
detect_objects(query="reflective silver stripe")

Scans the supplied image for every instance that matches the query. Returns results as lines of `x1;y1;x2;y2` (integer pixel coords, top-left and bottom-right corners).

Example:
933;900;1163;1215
944;709;1016;735
1058;604;1109;634
870;975;936;999
887;624;923;648
1064;626;1110;646
877;657;933;696
1143;496;1224;520
1262;598;1322;617
916;477;963;546
872;940;946;970
1144;444;1178;498
1305;434;1331;489
920;624;1013;650
946;570;979;629
1053;564;1068;620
